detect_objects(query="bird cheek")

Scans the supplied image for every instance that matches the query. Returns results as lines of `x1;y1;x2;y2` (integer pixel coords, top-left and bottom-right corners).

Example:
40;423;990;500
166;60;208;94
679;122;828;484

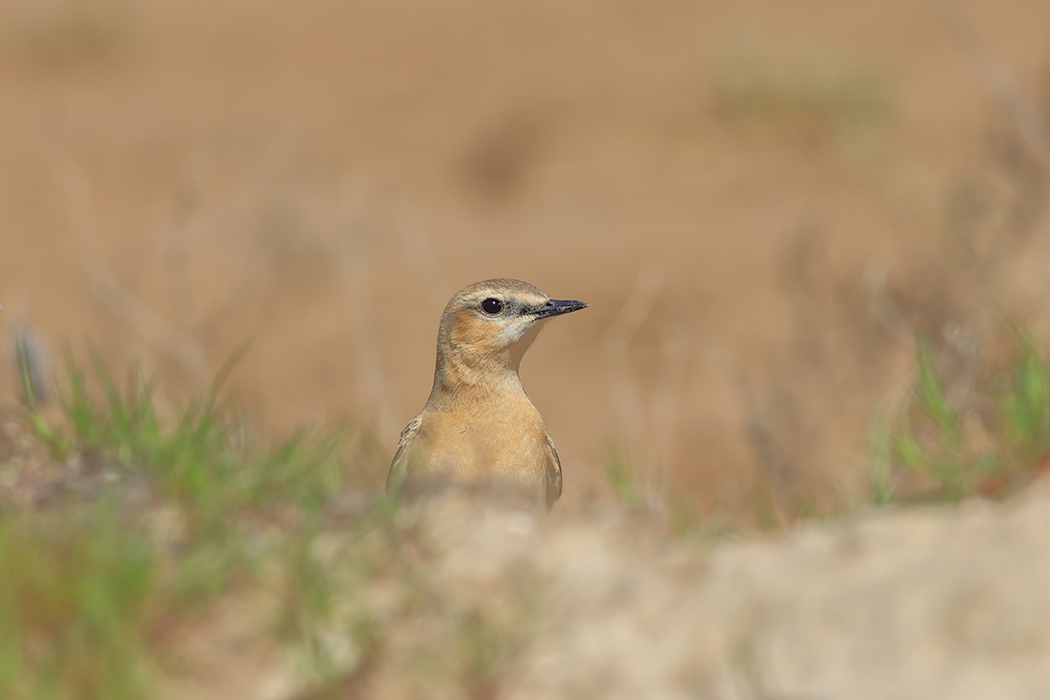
450;314;490;348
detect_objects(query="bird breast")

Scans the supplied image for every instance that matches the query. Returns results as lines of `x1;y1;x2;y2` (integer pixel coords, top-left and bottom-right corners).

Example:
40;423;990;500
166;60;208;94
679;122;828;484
412;391;550;486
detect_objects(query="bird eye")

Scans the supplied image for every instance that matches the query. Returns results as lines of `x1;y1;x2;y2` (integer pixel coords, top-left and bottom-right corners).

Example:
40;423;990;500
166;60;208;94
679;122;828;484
481;298;504;315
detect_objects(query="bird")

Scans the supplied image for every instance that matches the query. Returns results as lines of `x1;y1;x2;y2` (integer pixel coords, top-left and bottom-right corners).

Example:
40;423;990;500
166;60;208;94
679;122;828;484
387;278;588;511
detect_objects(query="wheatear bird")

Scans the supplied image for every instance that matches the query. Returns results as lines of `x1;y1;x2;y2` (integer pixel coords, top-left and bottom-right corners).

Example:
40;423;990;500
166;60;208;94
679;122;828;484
387;278;587;511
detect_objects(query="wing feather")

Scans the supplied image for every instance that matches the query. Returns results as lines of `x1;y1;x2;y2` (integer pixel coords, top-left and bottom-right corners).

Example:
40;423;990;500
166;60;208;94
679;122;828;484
544;431;563;510
386;415;422;495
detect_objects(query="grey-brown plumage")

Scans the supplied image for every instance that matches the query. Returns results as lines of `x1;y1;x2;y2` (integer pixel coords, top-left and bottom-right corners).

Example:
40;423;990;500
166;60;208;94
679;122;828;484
387;278;587;511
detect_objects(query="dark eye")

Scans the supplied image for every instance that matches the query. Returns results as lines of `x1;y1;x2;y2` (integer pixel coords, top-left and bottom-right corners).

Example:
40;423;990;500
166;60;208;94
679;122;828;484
481;298;504;315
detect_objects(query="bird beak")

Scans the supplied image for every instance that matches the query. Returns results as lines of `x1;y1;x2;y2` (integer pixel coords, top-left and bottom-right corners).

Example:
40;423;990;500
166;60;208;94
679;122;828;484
531;298;589;319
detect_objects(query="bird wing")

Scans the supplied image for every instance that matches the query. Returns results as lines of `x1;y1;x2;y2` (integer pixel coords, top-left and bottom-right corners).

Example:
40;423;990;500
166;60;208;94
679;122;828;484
544;431;563;509
386;415;422;495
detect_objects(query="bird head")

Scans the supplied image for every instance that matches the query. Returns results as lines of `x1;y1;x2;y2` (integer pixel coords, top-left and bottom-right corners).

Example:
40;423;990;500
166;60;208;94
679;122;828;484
434;278;588;388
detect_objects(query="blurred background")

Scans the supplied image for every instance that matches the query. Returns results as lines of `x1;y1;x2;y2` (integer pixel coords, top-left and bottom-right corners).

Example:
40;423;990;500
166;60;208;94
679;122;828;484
3;0;1050;517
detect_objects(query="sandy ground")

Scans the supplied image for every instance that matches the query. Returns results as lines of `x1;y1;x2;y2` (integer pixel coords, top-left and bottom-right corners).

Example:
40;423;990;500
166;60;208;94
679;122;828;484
152;486;1050;700
2;0;1050;510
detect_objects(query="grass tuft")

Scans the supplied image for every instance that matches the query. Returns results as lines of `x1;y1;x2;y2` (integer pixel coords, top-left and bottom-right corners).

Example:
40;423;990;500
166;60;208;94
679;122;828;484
0;349;387;698
0;505;157;700
874;328;1050;504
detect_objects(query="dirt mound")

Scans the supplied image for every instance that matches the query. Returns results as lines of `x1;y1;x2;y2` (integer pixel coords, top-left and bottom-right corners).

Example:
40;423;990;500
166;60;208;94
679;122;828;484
183;487;1050;699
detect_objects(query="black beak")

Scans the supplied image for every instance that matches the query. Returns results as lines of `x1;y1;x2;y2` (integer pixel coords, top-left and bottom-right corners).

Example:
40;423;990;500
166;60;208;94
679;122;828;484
531;298;589;319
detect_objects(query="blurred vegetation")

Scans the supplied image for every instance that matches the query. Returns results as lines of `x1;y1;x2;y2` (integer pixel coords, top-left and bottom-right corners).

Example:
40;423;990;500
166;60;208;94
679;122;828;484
605;324;1050;523
0;507;155;700
713;44;894;156
872;328;1050;505
0;351;390;699
4;0;134;68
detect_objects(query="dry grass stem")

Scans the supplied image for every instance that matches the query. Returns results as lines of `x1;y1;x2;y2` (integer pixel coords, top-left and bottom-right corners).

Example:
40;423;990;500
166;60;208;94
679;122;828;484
601;264;689;513
159;149;212;342
338;189;398;441
58;161;211;388
393;198;452;315
924;0;1050;173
